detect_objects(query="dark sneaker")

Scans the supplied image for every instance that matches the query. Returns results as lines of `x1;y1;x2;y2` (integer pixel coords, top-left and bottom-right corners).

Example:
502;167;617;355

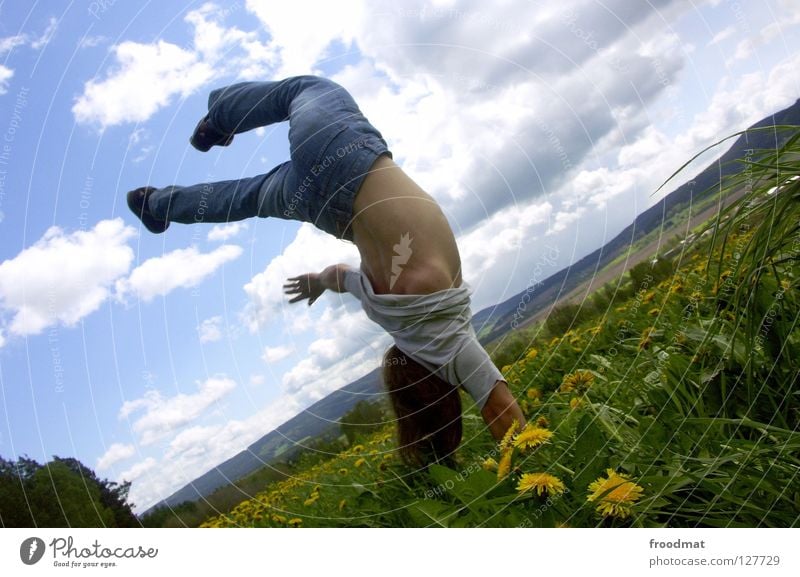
190;115;233;152
127;186;169;234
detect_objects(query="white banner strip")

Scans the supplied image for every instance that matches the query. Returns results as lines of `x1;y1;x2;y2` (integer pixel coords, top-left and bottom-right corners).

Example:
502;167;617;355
1;528;797;576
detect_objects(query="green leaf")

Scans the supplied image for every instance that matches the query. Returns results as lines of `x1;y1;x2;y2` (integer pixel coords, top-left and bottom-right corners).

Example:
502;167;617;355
407;500;454;527
427;464;499;507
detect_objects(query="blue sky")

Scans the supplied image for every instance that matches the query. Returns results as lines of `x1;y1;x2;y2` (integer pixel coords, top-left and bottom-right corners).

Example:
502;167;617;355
0;0;798;512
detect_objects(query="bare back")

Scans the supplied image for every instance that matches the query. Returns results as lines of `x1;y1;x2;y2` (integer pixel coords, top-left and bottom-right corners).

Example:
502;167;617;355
351;155;462;295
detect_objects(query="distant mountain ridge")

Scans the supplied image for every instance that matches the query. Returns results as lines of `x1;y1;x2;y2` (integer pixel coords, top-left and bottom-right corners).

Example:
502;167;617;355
144;368;383;514
146;99;800;515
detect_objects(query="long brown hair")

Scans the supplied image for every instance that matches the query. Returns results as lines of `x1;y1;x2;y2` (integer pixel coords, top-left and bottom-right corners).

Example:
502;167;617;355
382;345;462;467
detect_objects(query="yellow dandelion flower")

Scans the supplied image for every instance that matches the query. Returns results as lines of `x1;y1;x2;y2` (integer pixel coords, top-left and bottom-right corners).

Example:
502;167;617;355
303;495;319;506
638;327;655;350
780;279;790;291
526;388;542;400
499;419;520;452
588;325;603;336
525;348;539;361
615;305;627;313
520;399;530;415
271;514;287;523
642;291;656;303
560;369;594;393
513;424;553;450
351;444;365;453
648;307;660;316
497;449;514;480
288;518;303;527
587;469;644;519
338;468;348;475
339;499;347;511
549;336;561;348
383;453;394;460
500;364;512;374
670;282;683;294
535;416;550;428
354;457;366;467
569;397;583;410
516;472;566;496
482;457;499;472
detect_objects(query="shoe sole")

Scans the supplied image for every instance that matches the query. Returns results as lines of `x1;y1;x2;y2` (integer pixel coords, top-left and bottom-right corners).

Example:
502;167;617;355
190;116;233;152
127;187;169;234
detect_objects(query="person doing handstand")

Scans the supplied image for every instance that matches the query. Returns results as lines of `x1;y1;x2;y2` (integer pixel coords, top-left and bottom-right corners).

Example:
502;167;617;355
127;75;526;466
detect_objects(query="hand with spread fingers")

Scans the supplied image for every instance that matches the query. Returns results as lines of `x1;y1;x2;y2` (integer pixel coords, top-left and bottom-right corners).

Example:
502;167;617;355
283;273;325;306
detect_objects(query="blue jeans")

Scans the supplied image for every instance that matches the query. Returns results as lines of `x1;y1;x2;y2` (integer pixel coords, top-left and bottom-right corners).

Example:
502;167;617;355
147;76;392;241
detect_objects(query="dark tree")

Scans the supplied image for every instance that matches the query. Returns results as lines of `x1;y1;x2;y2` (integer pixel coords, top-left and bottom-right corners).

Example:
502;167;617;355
0;455;138;528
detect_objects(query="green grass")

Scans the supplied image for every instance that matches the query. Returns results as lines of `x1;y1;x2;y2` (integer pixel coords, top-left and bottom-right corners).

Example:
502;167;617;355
199;130;800;528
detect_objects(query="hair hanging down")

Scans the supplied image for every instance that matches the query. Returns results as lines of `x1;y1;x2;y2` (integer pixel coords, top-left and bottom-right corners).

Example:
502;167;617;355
382;345;463;467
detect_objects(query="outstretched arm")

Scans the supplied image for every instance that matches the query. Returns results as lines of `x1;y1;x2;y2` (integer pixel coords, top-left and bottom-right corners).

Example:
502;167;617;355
283;264;354;305
481;381;527;441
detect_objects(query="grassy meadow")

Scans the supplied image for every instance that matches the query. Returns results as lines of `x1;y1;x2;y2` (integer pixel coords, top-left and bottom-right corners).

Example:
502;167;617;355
192;132;799;528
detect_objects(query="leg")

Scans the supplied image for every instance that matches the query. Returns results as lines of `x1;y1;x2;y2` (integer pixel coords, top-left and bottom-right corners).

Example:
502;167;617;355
146;161;311;225
134;76;391;238
203;75;355;139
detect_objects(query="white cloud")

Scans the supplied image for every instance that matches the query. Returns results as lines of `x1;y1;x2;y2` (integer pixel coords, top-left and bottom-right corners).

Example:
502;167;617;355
245;0;365;76
0;18;59;94
97;443;135;470
261;344;293;363
72;5;271;128
127;394;302;511
0;219;136;340
708;25;736;46
116;244;242;302
198;316;224;343
207;222;248;242
120;376;237;445
242;224;358;331
280;303;387;397
458;199;553;283
78;35;107;49
73;40;214;128
731;10;800;62
120;457;157;482
30;17;58;50
0;34;27;54
677;52;800;155
0;65;12;95
249;374;265;386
